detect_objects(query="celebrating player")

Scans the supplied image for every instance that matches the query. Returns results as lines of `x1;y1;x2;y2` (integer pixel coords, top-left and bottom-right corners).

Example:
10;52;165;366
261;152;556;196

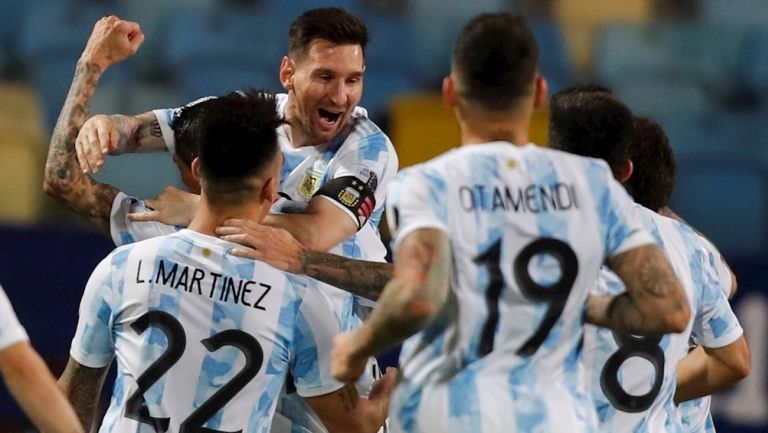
547;88;749;433
331;12;690;433
0;284;83;433
58;90;395;433
44;10;395;432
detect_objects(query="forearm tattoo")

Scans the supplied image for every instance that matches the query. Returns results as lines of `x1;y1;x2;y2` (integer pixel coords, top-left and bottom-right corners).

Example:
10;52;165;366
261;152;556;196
44;60;119;235
301;252;393;301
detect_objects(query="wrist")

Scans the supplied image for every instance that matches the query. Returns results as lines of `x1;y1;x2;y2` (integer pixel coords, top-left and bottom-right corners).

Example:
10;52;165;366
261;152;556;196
76;57;106;77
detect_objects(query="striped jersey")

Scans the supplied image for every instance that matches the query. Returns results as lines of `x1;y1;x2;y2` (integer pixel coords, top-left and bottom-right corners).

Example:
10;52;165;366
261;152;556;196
70;230;345;433
0;284;28;351
582;206;743;433
385;142;655;433
678;237;735;433
112;93;398;266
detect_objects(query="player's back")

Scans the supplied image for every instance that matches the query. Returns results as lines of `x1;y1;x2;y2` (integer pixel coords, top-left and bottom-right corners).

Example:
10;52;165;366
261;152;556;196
388;143;652;433
72;229;341;433
582;208;739;433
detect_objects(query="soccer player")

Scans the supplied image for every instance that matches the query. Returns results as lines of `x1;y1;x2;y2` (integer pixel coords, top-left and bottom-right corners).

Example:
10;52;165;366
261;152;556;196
331;13;691;433
548;89;749;433
58;90;395;433
0;284;83;433
627;118;749;433
44;11;394;432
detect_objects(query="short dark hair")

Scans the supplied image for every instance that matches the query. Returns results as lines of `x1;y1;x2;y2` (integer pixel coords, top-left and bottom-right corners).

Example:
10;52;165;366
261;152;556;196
173;97;214;168
625;117;676;211
452;13;539;111
288;7;368;60
549;89;633;178
195;90;283;206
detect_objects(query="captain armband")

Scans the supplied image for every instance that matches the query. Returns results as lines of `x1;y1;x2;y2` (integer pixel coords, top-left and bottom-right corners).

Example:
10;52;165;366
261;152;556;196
315;176;376;230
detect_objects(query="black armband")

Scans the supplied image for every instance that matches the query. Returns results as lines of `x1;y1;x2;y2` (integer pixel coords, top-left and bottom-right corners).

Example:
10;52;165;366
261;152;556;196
315;176;376;230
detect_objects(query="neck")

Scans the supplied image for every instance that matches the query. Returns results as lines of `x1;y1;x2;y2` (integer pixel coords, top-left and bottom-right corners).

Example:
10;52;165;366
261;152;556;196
456;107;532;147
283;93;315;148
188;197;267;237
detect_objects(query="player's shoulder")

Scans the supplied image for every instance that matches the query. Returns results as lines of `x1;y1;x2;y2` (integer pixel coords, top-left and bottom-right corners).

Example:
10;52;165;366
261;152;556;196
532;144;614;174
344;108;394;150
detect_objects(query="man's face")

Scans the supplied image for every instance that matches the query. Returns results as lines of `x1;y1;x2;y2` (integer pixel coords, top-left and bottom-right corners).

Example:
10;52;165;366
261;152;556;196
284;39;365;146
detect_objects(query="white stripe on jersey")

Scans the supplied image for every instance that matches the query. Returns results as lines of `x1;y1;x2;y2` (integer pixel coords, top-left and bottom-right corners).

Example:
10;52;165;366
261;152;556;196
387;142;654;433
582;206;743;433
70;230;344;433
0;284;28;350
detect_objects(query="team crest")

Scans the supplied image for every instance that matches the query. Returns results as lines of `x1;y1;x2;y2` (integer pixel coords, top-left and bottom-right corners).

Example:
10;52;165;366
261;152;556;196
298;167;322;199
338;186;361;207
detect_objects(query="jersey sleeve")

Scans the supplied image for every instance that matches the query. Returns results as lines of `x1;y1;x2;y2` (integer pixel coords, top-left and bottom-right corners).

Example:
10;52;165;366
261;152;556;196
152;96;218;154
290;280;345;398
69;256;117;368
386;166;449;251
690;247;743;348
597;166;655;256
110;191;179;247
314;131;398;230
0;285;28;350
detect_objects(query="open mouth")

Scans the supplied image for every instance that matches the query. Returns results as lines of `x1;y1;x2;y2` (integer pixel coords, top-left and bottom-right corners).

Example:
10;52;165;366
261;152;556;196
318;108;342;125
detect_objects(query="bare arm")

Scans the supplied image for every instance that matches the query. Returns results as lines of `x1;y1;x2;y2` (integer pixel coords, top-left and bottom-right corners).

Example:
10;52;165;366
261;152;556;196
332;229;451;383
586;244;691;334
43;17;144;235
58;357;111;432
262;197;359;251
674;336;751;403
306;368;396;433
0;343;84;433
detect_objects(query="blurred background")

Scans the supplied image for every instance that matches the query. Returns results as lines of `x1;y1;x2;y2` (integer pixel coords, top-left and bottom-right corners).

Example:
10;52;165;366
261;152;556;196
0;0;766;431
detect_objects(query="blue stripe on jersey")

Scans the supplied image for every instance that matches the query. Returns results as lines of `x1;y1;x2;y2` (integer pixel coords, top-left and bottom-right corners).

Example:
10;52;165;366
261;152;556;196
394;378;423;433
583;160;612;247
253;274;304;432
193;252;254;430
281;152;306;190
422;168;448;224
290;310;322;387
448;367;482;432
120;231;136;246
509;358;547;431
141;237;189;421
341;237;363;259
359;133;387;164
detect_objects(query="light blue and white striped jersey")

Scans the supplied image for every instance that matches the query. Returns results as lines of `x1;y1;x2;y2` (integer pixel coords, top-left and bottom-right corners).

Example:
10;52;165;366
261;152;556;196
70;229;345;433
678;237;735;433
0;284;28;351
109;94;397;432
115;93;398;265
385;142;655;433
582;206;742;433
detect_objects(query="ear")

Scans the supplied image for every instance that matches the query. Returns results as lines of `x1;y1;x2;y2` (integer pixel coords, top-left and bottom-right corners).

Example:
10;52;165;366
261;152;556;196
442;75;457;108
191;157;201;181
261;176;279;204
619;159;634;183
279;56;295;91
534;75;548;109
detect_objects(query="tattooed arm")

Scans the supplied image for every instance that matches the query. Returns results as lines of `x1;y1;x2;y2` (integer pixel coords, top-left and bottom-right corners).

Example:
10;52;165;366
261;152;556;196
306;369;397;433
58;357;110;433
332;228;451;383
43;16;144;235
218;219;392;300
586;244;691;334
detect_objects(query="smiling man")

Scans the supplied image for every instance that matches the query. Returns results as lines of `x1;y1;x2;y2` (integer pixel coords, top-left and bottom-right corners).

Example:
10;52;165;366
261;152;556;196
43;8;397;433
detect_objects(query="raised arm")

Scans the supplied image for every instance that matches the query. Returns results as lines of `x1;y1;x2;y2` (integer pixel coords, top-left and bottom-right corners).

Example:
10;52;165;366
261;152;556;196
43;16;144;235
332;228;451;383
586;244;691;335
0;342;84;433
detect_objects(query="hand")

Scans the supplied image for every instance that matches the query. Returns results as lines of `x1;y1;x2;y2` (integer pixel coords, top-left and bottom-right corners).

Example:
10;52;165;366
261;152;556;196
368;367;398;412
75;115;119;173
80;16;144;71
217;219;306;273
332;331;369;383
128;186;200;227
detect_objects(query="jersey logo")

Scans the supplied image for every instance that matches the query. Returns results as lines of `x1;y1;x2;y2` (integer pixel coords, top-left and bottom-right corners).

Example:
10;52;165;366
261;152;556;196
316;176;376;230
298;167;323;199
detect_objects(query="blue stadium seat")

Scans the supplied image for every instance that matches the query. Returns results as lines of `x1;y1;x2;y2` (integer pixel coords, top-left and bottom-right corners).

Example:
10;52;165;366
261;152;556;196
0;0;29;71
613;78;713;119
741;29;768;99
670;162;767;257
164;5;284;100
529;19;573;93
93;152;185;200
594;22;677;85
700;0;768;27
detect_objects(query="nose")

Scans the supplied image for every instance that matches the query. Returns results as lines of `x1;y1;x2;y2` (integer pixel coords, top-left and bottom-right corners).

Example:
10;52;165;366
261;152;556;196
328;79;347;107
